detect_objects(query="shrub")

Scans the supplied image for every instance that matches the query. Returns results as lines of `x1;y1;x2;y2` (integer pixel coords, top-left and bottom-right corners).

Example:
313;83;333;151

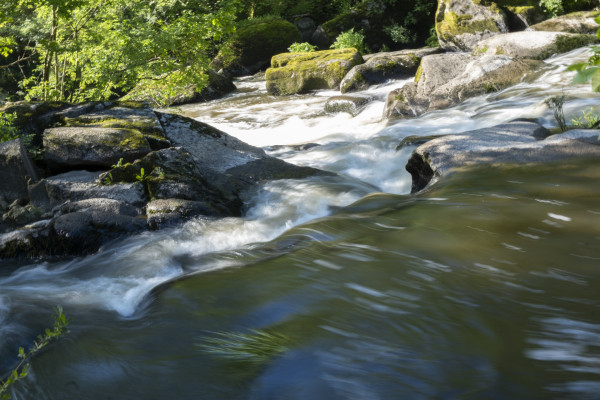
0;112;19;142
330;28;368;54
288;42;317;52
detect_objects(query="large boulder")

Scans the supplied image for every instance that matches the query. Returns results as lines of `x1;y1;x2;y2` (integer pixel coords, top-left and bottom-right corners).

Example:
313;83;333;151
211;19;302;77
146;198;219;230
384;53;542;120
340;47;441;93
43;126;152;170
266;49;364;95
530;10;600;34
435;0;510;51
405;121;600;192
472;31;599;59
0;139;39;207
156;113;334;202
122;69;236;107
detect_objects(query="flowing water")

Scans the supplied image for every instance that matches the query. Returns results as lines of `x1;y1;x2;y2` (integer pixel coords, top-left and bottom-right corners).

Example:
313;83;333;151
1;47;599;399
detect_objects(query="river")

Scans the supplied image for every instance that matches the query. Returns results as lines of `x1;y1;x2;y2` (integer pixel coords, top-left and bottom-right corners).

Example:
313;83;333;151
1;47;599;399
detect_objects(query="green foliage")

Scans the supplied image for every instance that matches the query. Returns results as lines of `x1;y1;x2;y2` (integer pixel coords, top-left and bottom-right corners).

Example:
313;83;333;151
0;0;239;102
0;111;18;142
288;42;317;53
384;24;416;45
198;329;291;364
111;157;124;169
0;306;70;400
425;26;439;48
101;172;113;185
135;167;145;182
571;107;600;128
569;47;600;92
539;0;564;17
330;28;367;54
545;95;567;132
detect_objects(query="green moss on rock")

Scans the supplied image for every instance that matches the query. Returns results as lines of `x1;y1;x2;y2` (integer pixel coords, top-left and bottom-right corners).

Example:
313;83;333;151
266;48;364;95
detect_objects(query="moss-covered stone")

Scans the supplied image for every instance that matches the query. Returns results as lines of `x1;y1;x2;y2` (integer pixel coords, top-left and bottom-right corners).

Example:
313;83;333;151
530;11;600;34
266;48;364;95
435;0;510;51
211;19;302;77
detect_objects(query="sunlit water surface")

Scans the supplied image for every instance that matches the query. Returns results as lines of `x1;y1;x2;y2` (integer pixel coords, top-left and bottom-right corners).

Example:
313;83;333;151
1;47;599;400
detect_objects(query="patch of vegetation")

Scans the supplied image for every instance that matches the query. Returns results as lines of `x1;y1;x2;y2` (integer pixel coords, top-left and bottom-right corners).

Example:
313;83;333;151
0;307;70;400
288;42;318;53
544;95;567;132
0;112;19;142
571;107;600;128
330;28;368;54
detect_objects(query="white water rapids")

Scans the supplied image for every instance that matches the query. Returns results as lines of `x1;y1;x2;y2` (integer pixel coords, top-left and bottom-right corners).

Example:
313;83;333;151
0;46;597;342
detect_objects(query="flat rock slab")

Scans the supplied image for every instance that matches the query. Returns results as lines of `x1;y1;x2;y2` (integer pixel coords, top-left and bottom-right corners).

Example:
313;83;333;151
44;126;152;169
473;31;598;59
30;170;148;211
406;121;600;192
530;10;600;34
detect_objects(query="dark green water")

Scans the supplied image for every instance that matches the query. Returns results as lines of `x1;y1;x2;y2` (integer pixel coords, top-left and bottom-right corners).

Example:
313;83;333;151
7;160;599;400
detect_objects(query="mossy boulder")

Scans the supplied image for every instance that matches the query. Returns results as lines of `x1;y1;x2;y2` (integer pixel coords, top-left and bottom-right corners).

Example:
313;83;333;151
0;139;39;206
340;47;441;93
530;10;600;34
472;31;599;59
43;126;152;171
266;48;364;95
436;0;510;51
211;19;302;77
122;69;236;107
384;52;543;120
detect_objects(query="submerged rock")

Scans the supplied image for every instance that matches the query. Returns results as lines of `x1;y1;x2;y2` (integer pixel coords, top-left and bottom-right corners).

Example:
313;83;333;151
472;31;598;59
266;49;364;95
325;95;371;116
405;121;600;192
384;53;542;120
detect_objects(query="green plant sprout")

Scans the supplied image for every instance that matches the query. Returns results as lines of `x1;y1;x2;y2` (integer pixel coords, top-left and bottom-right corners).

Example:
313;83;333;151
288;42;317;52
135;167;146;182
0;306;70;400
330;28;368;54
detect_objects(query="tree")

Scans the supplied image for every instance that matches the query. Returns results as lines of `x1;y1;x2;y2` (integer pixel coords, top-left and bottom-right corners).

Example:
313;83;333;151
0;0;239;102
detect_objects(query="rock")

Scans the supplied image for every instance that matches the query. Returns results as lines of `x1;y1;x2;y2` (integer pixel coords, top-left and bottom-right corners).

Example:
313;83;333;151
311;25;332;49
503;5;546;30
122;69;237;108
30;170;148;212
60;103;170;151
435;0;510;51
405;121;600;192
325;95;371;116
156;113;334;211
43;126;152;170
2;202;43;227
472;31;598;59
340;48;441;93
0;139;39;205
294;16;317;42
384;53;543;120
530;10;600;34
266;48;364;95
146;199;216;229
211;19;302;77
55;198;141;218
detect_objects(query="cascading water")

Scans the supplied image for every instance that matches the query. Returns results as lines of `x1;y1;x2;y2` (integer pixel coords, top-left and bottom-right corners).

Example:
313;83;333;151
1;47;599;400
